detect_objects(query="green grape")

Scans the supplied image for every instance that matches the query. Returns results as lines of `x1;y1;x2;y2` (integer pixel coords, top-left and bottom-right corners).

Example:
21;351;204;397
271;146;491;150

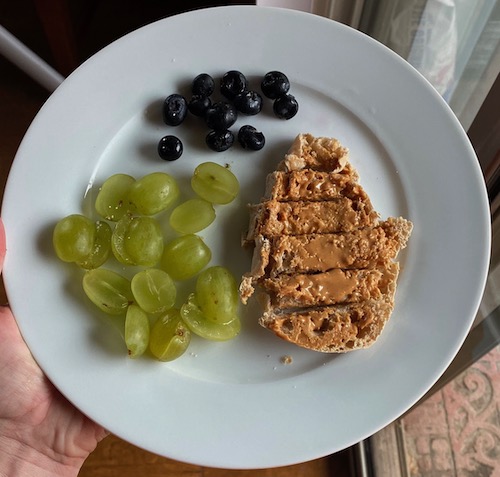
169;198;215;234
131;269;176;314
53;214;96;263
95;174;136;221
149;308;191;361
77;221;112;270
195;266;239;324
161;234;211;281
82;268;133;315
125;304;150;358
127;172;180;216
112;214;163;266
180;293;241;341
191;162;239;204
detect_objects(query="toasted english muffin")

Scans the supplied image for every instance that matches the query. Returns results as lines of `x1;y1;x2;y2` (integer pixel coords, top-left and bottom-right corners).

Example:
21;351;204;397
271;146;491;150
240;134;412;353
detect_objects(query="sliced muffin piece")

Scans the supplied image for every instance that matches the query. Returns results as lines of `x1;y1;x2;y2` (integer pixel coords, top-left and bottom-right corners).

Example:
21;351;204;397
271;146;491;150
246;198;379;242
264;170;371;202
258;297;395;353
261;263;399;309
278;133;351;173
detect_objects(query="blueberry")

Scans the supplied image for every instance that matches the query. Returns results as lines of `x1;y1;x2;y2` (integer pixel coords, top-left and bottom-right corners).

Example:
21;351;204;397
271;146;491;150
238;125;265;151
158;135;183;160
206;130;234;152
192;73;215;97
205;101;238;130
162;94;188;126
273;93;299;120
188;95;211;117
261;71;290;99
234;90;263;115
220;70;248;100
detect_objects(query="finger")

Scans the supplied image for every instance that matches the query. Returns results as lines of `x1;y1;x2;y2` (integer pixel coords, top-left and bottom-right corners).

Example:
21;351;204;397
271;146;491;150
0;218;5;272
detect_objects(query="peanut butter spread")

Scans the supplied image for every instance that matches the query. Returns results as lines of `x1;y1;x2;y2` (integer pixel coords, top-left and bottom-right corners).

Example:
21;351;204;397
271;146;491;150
240;133;413;353
260;298;394;353
247;198;378;240
263;263;399;308
265;170;368;202
268;220;412;275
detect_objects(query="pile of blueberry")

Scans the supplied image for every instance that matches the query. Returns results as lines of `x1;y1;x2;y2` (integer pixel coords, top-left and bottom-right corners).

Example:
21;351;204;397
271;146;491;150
157;70;298;160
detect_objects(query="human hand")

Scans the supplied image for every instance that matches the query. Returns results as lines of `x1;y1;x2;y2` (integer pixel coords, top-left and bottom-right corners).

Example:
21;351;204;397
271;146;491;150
0;219;108;477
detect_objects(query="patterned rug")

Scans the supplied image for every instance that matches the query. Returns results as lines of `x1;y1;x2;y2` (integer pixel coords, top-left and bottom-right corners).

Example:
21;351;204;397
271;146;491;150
401;344;500;476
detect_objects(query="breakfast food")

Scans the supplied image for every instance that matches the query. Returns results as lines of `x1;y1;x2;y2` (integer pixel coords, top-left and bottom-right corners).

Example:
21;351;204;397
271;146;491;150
159;70;298;156
240;133;412;353
53;164;242;361
53;69;303;364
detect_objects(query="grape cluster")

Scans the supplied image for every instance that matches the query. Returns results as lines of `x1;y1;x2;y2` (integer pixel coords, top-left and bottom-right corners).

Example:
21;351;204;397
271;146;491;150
53;163;241;361
158;70;298;158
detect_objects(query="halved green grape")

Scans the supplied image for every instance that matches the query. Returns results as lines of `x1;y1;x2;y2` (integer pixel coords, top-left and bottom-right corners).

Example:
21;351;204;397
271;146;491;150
53;214;96;263
131;269;176;314
161;234;211;281
95;174;136;221
180;293;241;341
169;198;215;234
125;304;150;358
149;308;191;361
111;214;163;266
196;266;239;324
191;162;239;204
82;269;133;315
127;172;180;216
77;221;112;270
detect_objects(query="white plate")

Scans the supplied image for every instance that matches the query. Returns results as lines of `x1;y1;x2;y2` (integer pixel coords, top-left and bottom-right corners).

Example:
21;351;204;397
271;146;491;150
2;6;491;469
